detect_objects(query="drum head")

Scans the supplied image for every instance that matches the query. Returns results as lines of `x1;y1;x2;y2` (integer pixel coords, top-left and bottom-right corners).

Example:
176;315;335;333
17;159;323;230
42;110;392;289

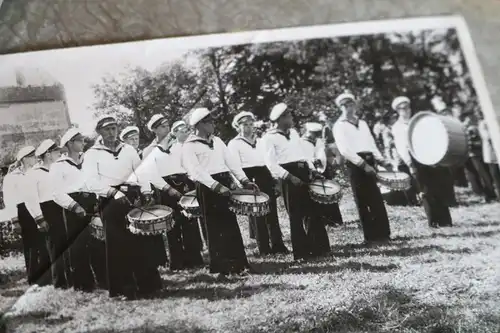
232;193;269;204
90;216;103;227
179;191;198;207
378;171;409;181
309;179;340;196
128;205;173;221
408;112;449;165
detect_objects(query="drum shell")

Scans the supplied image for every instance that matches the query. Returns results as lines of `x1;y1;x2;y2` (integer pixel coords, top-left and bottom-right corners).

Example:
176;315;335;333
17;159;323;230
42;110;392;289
229;193;271;217
407;111;468;167
376;172;412;191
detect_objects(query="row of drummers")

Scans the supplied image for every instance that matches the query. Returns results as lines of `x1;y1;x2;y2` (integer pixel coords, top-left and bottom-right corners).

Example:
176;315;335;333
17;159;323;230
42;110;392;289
1;103;339;299
2;92;434;299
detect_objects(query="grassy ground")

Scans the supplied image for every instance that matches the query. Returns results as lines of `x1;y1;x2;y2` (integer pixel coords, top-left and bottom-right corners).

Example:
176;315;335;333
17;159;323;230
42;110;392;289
1;187;500;333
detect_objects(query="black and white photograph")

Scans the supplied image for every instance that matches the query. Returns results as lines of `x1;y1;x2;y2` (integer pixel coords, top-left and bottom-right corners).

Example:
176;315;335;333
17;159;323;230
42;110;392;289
1;15;500;332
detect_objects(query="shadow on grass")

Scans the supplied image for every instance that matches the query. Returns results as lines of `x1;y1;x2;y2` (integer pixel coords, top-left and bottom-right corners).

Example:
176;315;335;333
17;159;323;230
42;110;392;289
284;261;399;275
153;282;304;301
329;244;472;259
243;286;500;333
392;228;500;242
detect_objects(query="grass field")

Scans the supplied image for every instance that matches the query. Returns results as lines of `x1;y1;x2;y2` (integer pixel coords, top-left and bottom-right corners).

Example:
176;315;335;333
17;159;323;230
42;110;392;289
1;187;500;333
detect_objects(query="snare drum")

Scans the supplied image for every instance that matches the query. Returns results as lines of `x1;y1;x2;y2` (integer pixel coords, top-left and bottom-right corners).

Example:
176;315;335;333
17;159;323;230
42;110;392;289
127;205;174;235
308;179;342;204
89;216;105;241
229;192;271;217
376;171;412;191
178;190;201;218
407;111;468;167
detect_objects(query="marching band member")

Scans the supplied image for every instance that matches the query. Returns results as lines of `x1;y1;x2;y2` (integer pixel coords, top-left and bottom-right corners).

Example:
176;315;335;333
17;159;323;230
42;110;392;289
51;128;103;291
182;108;257;275
2;146;40;285
136;119;203;271
24;140;61;287
143;114;173;158
463;115;498;203
478;115;500;197
390;98;419;207
391;96;453;228
120;126;142;158
262;103;330;261
301;122;344;226
228;111;289;256
170;120;207;245
332;93;392;244
83;115;160;299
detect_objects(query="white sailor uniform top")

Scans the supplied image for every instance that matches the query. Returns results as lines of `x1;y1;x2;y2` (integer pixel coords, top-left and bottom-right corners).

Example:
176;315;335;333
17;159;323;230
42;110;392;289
227;135;266;169
50;155;93;210
181;134;249;189
301;136;327;170
135;141;188;191
332;118;384;166
261;128;314;179
82;139;152;198
391;119;413;168
2;168;26;220
24;164;55;222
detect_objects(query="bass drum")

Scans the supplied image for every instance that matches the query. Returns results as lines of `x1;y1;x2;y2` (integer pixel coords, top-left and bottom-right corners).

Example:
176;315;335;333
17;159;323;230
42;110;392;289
407;111;468;167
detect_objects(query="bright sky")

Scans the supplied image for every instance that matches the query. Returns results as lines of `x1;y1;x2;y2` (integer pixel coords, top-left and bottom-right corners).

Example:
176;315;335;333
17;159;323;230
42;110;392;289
0;42;194;135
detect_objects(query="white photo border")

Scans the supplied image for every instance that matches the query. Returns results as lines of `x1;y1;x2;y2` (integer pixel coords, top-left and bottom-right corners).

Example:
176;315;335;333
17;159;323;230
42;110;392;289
1;15;499;160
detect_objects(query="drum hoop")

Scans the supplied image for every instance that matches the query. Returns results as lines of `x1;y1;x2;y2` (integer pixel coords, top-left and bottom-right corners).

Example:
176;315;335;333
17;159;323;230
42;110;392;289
230;192;270;204
127;205;173;222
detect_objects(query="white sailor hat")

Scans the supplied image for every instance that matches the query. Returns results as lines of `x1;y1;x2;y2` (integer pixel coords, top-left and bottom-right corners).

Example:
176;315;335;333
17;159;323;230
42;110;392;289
170;120;187;133
391;96;411;110
35;139;59;157
16;146;36;162
119;126;140;141
147;114;168;132
189;108;212;127
269;103;288;122
334;93;355;107
304;122;323;133
232;111;255;129
60;128;82;148
95;115;118;131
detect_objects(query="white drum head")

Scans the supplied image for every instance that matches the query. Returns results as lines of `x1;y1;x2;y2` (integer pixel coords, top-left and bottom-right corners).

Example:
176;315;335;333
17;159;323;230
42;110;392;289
408;112;449;165
378;171;409;181
309;180;340;196
233;193;269;204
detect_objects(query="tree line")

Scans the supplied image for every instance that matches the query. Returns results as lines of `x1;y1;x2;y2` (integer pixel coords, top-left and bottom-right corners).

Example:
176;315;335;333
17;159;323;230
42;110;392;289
91;27;479;145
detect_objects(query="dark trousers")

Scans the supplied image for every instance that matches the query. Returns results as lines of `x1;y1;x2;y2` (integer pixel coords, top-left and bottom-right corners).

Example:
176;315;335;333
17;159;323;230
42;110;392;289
451;166;468;188
412;161;452;227
347;153;391;242
243;166;288;255
88;236;107;290
321;165;344;225
65;192;99;291
160;173;203;270
100;185;161;298
465;157;497;201
17;203;51;286
487;163;500;198
280;162;330;260
40;201;68;289
196;172;249;274
397;163;420;206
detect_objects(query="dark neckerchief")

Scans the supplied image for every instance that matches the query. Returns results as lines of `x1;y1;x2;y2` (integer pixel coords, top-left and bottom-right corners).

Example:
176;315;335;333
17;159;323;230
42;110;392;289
303;135;316;146
342;117;360;128
92;139;124;159
236;135;257;149
157;145;171;154
57;156;82;170
186;135;214;149
36;165;50;173
269;129;291;140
